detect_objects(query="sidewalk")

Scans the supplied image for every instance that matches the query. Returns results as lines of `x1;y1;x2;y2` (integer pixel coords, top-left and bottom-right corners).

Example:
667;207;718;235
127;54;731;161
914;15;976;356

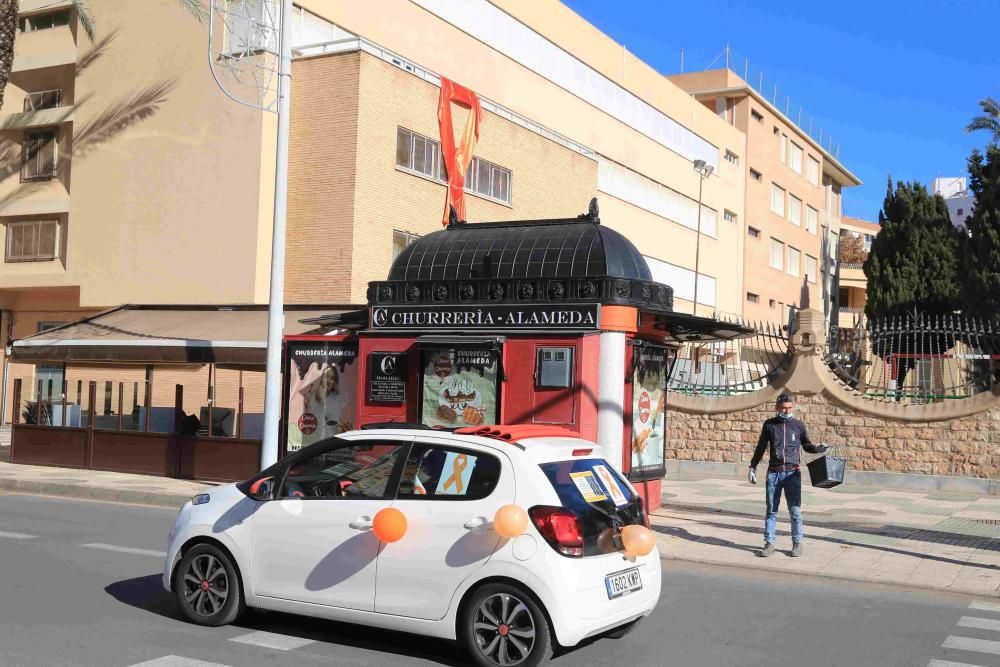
653;474;1000;598
1;456;998;597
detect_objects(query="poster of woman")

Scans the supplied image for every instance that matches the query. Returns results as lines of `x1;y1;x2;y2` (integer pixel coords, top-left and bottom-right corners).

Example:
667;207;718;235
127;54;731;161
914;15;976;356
286;342;358;452
631;346;668;479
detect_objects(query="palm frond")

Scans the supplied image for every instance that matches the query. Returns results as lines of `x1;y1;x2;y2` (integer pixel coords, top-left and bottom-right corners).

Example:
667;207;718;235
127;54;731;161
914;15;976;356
72;0;97;42
176;0;209;24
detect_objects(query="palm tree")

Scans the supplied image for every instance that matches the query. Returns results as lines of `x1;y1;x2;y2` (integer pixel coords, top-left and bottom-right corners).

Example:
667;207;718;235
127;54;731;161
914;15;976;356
966;93;1000;142
0;0;206;110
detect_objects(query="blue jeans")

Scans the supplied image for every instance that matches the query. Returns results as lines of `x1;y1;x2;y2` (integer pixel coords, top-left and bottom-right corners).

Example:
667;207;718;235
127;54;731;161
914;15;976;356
765;470;803;544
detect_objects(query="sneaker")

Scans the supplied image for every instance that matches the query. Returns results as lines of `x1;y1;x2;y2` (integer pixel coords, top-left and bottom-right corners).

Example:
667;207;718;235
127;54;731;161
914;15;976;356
791;542;803;557
759;543;775;558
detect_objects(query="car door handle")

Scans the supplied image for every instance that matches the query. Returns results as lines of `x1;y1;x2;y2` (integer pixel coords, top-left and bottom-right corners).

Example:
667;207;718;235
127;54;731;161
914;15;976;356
463;516;488;531
349;516;373;531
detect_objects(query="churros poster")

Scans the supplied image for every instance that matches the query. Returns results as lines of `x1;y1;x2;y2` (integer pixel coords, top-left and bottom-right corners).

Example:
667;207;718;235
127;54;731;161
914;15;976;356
631;346;668;479
286;342;358;452
420;347;498;428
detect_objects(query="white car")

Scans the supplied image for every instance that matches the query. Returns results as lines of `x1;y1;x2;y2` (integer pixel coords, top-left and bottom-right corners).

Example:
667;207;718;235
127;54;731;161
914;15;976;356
163;426;661;666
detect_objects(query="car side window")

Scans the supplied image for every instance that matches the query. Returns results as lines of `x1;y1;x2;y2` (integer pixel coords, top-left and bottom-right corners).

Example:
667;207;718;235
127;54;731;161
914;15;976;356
397;444;501;501
280;441;404;500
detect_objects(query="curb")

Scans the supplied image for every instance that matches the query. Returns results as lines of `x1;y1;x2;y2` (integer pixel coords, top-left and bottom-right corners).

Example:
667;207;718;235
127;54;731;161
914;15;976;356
658;549;1000;598
0;478;191;509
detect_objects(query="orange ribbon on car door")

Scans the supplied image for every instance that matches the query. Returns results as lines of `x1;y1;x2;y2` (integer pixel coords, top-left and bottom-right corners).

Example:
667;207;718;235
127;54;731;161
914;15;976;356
438;77;481;226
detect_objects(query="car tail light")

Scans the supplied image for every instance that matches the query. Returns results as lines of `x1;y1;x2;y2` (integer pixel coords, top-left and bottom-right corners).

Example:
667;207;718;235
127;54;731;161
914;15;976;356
529;505;584;557
571;448;592;456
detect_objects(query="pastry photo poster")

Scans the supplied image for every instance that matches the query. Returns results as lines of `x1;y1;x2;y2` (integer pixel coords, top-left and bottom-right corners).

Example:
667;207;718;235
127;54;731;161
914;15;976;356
630;345;668;480
420;347;498;428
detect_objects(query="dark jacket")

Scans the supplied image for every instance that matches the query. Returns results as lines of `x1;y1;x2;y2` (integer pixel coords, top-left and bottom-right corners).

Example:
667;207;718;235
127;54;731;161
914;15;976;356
751;416;823;471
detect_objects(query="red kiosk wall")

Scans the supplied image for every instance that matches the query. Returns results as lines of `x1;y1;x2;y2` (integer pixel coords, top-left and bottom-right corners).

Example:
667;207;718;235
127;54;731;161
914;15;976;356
356;335;420;426
500;334;599;442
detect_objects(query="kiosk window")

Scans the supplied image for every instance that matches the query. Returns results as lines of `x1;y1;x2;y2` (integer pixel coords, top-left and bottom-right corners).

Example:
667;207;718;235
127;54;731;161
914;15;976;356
536;347;573;388
397;444;501;500
280;441;403;499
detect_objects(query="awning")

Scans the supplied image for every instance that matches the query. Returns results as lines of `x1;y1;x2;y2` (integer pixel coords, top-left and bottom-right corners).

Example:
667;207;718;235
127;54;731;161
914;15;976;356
642;312;757;343
10;304;364;366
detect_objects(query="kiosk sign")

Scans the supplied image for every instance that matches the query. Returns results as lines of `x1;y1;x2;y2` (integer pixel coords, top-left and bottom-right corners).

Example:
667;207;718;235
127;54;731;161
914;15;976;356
285;341;358;452
371;304;600;331
368;351;407;403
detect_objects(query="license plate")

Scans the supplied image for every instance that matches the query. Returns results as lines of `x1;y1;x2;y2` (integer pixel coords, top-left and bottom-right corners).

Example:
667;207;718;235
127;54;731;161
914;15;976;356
604;567;642;599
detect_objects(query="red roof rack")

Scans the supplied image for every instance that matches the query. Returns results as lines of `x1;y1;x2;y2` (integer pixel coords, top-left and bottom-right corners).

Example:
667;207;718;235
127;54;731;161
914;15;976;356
455;424;582;442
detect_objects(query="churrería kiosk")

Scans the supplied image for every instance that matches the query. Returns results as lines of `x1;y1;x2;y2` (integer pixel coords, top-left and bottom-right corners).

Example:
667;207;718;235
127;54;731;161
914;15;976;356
283;200;752;509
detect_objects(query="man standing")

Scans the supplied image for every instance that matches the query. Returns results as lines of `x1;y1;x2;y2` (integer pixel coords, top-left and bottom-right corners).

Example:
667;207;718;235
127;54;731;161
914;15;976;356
748;393;827;557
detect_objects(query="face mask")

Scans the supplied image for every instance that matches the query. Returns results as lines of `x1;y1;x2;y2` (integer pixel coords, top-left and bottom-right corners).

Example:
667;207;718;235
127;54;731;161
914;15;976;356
777;411;793;421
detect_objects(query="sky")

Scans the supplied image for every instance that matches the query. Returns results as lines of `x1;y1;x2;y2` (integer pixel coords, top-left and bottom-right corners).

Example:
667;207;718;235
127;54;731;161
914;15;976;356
563;0;999;222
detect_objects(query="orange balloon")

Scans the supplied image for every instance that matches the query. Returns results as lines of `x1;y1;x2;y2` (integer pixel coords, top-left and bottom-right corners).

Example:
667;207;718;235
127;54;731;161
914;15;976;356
620;525;655;557
493;504;529;538
372;508;407;543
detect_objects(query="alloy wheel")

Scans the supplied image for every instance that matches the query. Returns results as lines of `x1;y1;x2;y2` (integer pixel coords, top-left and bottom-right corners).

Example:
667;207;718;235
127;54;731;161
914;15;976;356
472;592;537;666
181;553;230;617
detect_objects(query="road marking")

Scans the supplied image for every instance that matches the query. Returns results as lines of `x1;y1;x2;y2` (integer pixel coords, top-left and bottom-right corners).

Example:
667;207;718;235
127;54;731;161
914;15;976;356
79;543;166;558
970;600;1000;613
958;616;1000;632
941;636;1000;656
0;530;36;539
928;661;986;667
228;630;316;651
128;657;231;667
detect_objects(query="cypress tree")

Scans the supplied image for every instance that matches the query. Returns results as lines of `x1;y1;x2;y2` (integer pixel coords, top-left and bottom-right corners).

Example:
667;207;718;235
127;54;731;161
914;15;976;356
961;144;1000;317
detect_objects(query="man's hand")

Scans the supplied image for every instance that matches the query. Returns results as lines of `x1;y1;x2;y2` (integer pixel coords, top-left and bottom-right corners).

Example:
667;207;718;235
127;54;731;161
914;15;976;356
817;444;830;454
748;467;757;485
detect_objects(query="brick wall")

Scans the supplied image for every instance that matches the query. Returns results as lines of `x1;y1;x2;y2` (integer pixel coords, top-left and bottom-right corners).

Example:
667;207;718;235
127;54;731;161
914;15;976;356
667;393;1000;479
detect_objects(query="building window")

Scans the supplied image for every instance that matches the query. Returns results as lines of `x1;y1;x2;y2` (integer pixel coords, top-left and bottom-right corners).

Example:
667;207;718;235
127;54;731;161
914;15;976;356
807;156;820;186
749;168;762;182
789;194;802;226
21;128;57;181
769;299;776;308
465;156;512;205
19;10;70;32
770;238;784;270
957;208;964;216
770;183;785;216
780;133;788;164
24;89;61;112
751;109;764;122
805;255;818;284
838;287;850;308
5;219;58;262
788;246;801;277
789;142;803;175
396;127;444;180
747;292;759;304
724;150;739;165
748;226;761;238
392;230;420;261
724;209;737;223
805;205;818;234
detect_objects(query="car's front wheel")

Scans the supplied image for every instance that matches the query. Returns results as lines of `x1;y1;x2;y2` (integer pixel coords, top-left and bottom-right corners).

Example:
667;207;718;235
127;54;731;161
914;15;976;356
460;583;553;667
174;543;244;627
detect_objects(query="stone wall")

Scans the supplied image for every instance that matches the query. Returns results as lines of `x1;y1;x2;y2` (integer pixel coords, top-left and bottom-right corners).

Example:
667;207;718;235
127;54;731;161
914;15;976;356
667;393;1000;479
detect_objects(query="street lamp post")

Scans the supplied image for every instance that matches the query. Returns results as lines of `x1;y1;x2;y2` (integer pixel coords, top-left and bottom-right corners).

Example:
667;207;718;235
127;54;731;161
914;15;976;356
692;159;714;316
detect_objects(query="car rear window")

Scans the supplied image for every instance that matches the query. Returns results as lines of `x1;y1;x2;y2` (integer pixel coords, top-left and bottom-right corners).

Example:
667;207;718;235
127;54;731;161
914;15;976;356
538;458;645;556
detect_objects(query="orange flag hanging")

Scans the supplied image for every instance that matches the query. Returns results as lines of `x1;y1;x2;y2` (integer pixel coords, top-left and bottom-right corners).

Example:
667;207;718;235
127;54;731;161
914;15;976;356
438;77;481;226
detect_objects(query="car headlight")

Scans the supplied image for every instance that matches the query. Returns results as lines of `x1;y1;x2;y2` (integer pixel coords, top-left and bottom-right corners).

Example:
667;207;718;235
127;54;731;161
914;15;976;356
192;493;211;506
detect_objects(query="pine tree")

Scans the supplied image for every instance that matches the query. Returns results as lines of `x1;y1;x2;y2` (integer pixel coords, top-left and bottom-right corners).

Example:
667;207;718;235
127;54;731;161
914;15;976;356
962;145;1000;315
863;179;962;393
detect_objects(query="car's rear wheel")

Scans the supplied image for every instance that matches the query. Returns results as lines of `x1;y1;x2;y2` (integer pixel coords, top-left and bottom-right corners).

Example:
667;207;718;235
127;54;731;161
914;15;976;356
174;543;244;627
460;583;552;667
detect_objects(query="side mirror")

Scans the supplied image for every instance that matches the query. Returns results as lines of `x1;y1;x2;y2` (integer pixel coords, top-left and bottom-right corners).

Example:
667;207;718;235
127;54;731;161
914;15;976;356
249;476;274;501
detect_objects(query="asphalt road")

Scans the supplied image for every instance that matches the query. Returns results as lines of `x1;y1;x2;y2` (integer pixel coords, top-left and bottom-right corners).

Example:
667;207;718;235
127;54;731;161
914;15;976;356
0;491;996;667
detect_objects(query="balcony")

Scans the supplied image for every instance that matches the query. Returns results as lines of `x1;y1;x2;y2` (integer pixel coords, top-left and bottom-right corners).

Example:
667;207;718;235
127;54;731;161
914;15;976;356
0;180;70;217
12;25;77;73
0;105;74;131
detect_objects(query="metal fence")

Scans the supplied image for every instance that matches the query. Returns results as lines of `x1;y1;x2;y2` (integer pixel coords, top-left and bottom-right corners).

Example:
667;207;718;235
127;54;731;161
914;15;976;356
669;318;792;396
826;310;1000;404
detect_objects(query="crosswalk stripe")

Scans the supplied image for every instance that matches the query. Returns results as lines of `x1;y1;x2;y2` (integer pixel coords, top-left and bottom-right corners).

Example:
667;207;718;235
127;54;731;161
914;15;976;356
958;616;1000;632
128;656;231;667
928;660;986;667
228;630;316;651
942;636;1000;656
0;530;36;539
970;600;1000;613
79;543;166;558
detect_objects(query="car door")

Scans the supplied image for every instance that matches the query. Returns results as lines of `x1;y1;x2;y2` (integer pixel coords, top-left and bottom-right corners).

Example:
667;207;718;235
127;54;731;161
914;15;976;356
247;436;411;612
374;437;514;619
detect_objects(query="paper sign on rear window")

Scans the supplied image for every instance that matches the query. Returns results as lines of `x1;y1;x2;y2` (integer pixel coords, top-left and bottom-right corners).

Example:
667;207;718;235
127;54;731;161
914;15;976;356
594;464;628;507
569;471;607;503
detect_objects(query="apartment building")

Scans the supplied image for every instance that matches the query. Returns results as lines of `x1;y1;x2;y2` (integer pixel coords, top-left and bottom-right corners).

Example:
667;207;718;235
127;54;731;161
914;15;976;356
2;0;753;423
669;69;861;325
837;216;879;329
931;176;975;229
